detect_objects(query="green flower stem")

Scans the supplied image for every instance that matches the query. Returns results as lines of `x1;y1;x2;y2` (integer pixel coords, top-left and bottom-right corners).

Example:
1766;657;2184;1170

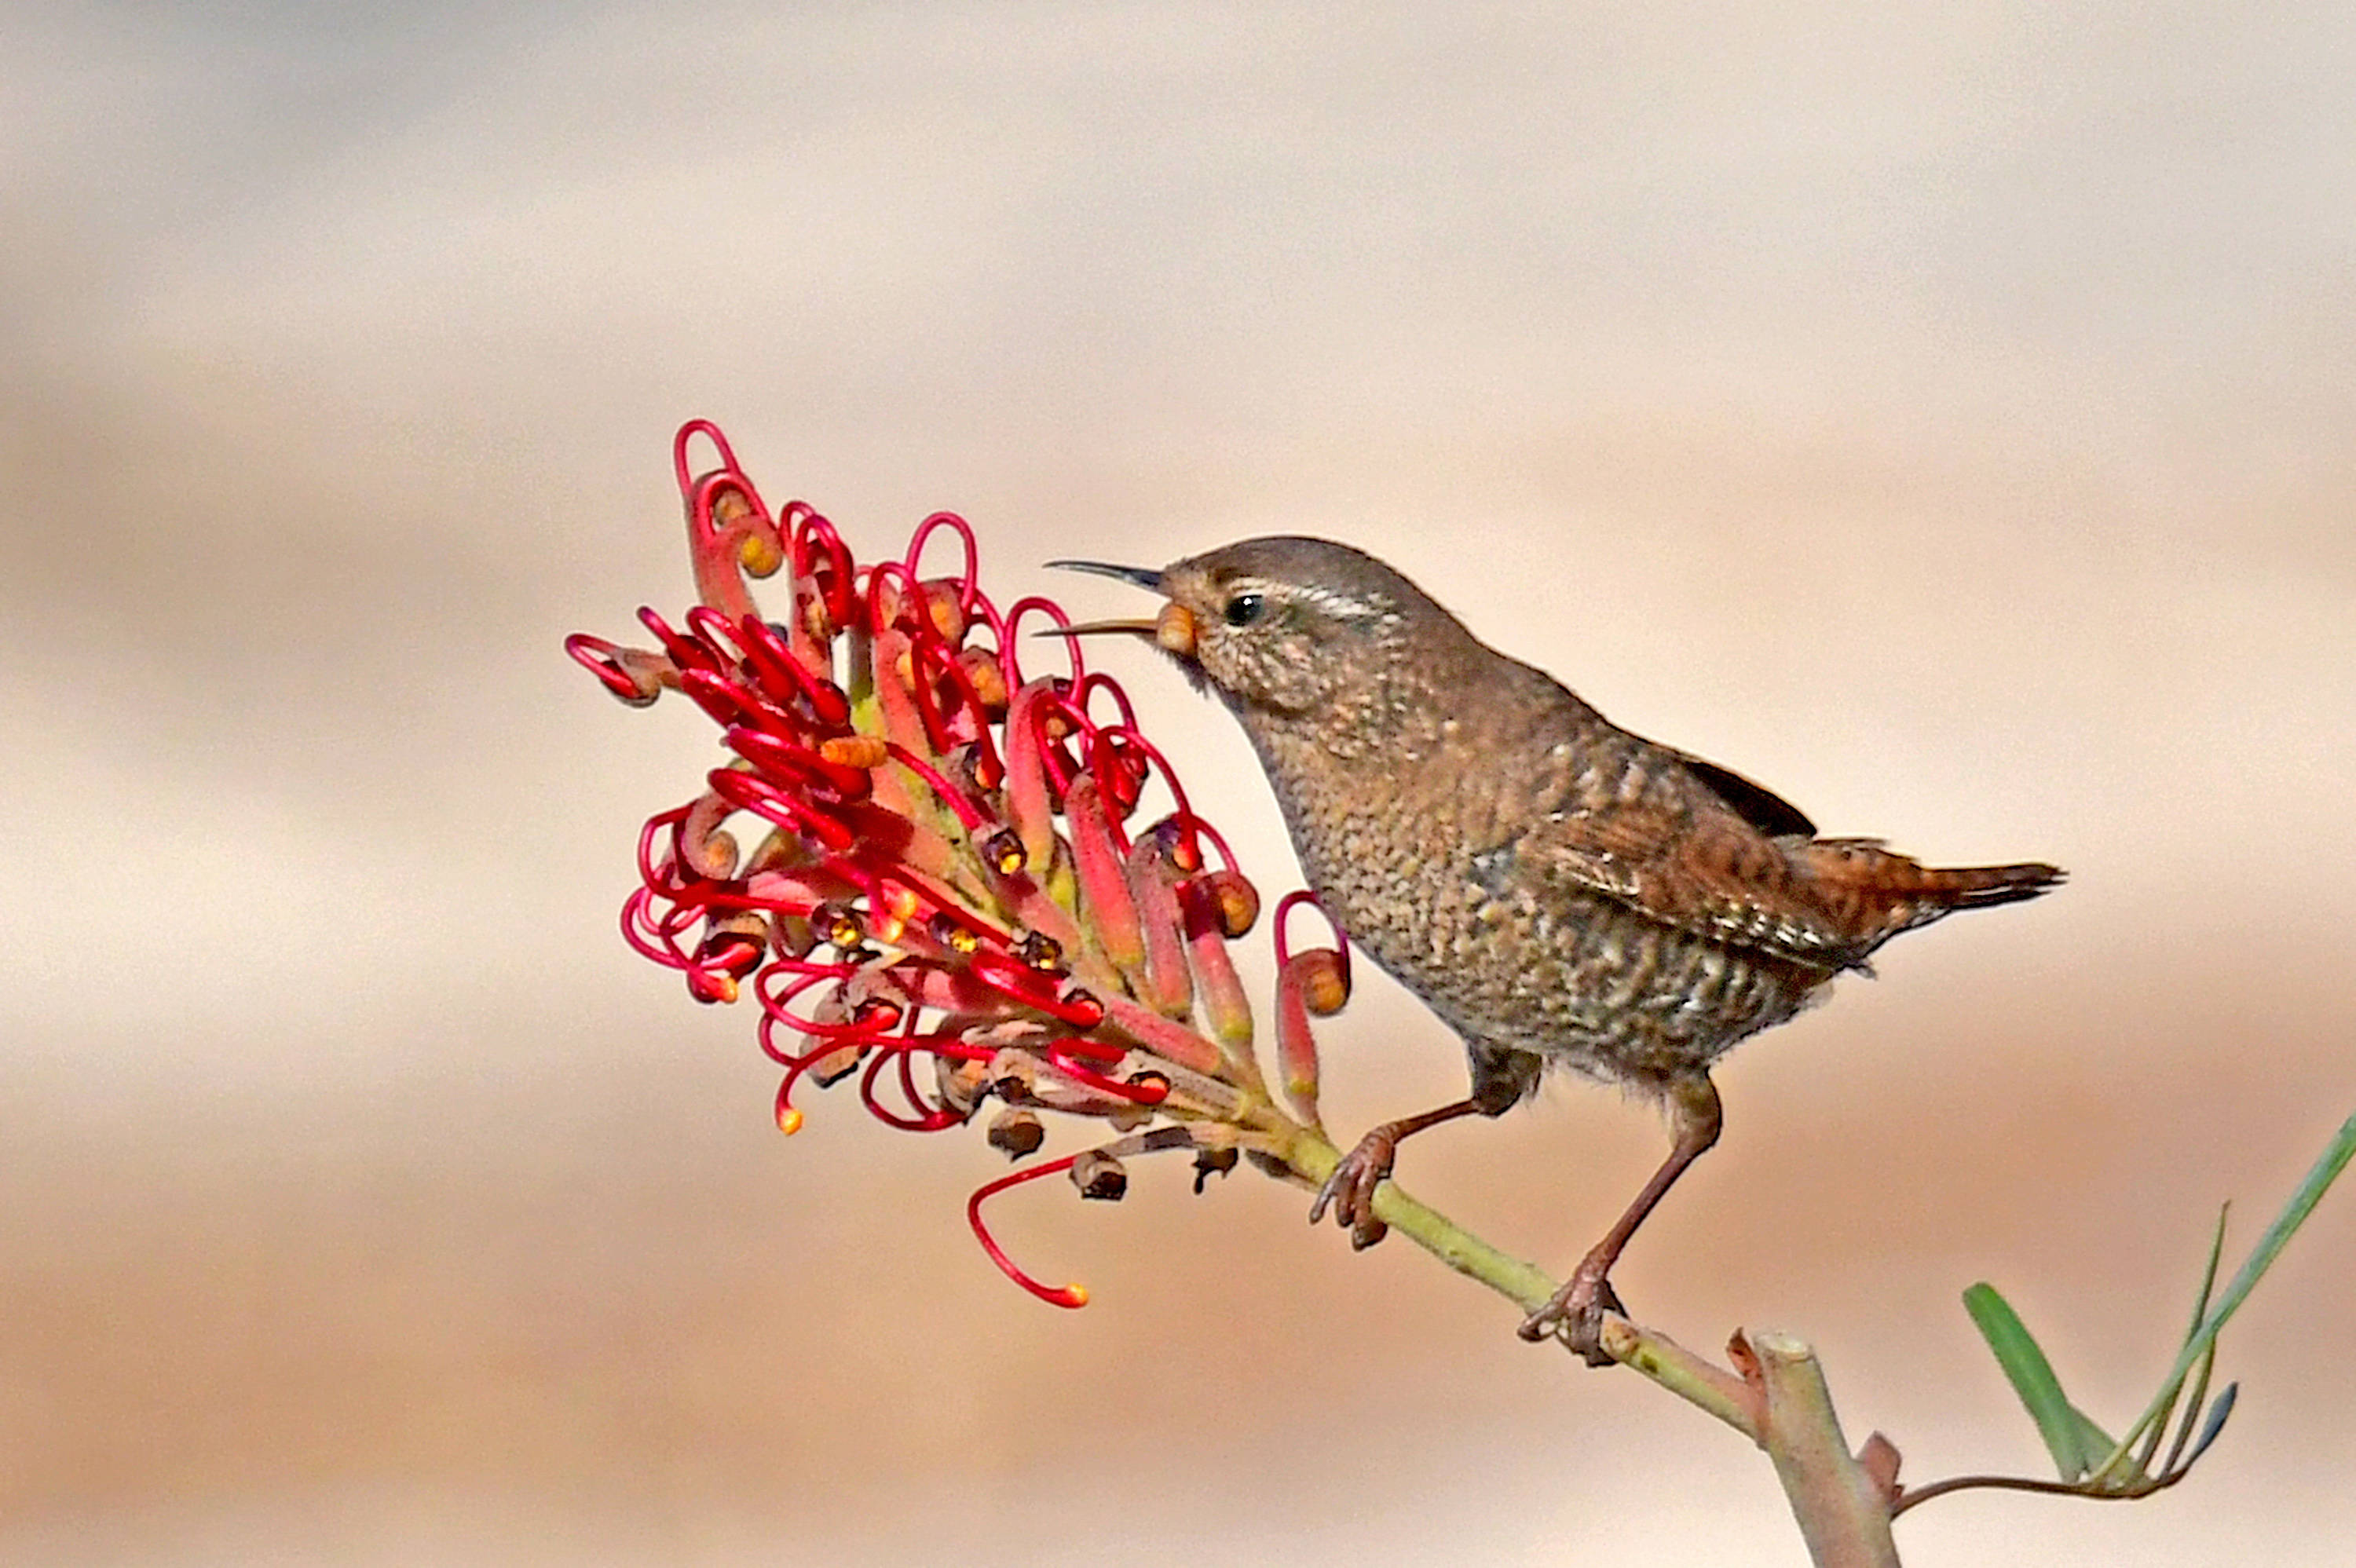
1279;1130;1555;1310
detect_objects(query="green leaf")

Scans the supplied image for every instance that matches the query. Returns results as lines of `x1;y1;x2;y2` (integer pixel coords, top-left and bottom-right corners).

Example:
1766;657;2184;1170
2141;1204;2230;1474
2183;1383;2238;1470
2162;1341;2217;1475
2190;1114;2354;1345
2185;1202;2230;1339
1963;1283;2119;1480
2097;1110;2356;1482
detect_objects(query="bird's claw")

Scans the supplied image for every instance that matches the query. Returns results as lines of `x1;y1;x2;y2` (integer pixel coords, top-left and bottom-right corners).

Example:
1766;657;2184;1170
1309;1128;1397;1249
1517;1271;1627;1367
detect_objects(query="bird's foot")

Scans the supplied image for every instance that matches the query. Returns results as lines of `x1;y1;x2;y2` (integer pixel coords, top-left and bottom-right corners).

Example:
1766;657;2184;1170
1517;1267;1628;1367
1308;1128;1398;1249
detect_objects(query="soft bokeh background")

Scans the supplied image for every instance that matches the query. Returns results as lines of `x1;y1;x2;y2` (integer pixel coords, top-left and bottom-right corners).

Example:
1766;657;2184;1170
6;5;2352;1563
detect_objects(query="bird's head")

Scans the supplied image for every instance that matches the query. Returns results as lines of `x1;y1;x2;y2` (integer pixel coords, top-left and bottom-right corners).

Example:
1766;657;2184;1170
1049;536;1435;721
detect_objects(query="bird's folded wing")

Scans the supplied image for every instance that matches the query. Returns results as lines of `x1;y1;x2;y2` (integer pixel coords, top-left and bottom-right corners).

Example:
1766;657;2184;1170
1507;800;1872;970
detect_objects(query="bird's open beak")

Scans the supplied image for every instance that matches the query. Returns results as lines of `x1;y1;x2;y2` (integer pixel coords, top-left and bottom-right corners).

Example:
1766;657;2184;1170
1045;560;1165;592
1044;559;1200;656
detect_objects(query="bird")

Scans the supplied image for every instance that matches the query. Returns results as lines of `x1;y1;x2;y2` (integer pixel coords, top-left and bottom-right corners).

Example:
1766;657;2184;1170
1048;537;2062;1363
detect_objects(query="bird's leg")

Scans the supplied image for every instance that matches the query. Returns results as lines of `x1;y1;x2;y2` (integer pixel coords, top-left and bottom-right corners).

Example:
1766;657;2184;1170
1309;1098;1488;1250
1520;1074;1723;1365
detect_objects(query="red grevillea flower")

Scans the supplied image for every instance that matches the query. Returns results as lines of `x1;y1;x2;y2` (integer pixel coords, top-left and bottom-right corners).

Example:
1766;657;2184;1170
569;421;1355;1306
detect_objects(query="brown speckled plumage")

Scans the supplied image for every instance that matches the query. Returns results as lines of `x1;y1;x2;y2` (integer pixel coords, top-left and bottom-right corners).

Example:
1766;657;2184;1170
1055;535;2061;1359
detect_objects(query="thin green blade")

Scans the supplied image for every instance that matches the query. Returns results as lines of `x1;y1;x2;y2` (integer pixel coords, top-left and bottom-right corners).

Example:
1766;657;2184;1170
2188;1115;2355;1350
2141;1206;2232;1473
2098;1110;2356;1481
2186;1203;2231;1338
1964;1282;2116;1480
2161;1336;2222;1476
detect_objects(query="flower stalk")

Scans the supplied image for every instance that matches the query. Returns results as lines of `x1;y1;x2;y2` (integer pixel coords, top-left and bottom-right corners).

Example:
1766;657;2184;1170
569;419;1352;1306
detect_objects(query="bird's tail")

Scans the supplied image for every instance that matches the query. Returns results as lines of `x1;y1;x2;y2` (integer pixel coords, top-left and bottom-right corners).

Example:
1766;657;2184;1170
1798;838;2065;952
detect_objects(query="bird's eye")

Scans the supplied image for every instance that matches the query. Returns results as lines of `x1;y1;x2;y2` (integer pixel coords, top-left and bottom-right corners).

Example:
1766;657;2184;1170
1223;592;1265;627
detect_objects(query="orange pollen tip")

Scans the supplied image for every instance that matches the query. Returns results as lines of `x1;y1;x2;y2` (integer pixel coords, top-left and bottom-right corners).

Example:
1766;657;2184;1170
1304;963;1349;1015
776;1107;805;1135
688;971;741;1005
1215;880;1260;938
962;652;1008;709
739;533;784;576
982;828;1028;874
922;581;968;641
819;735;888;769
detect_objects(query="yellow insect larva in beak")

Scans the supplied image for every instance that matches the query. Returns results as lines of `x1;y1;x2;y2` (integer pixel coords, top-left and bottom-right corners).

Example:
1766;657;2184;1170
1156;601;1198;657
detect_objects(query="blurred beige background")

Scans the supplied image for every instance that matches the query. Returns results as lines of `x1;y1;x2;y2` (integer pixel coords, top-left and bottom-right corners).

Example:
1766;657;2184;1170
5;4;2353;1563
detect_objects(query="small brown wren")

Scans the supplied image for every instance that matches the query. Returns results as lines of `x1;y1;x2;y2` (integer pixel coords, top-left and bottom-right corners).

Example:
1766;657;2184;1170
1051;537;2061;1362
